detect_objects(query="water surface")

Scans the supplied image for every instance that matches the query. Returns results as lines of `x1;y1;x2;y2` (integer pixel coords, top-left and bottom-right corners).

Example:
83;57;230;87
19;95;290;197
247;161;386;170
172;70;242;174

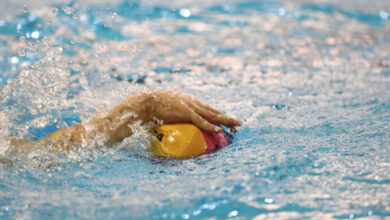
0;0;389;219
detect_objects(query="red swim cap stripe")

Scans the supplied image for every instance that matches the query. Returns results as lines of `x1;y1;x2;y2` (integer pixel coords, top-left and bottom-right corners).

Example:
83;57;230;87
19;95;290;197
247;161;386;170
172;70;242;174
202;130;230;152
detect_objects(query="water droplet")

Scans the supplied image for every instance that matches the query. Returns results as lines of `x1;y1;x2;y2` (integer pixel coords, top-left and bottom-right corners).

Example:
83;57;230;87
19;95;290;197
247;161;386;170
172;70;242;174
192;209;201;215
179;8;191;18
227;210;238;218
31;31;40;39
18;48;26;57
264;198;274;204
10;56;20;64
52;7;58;15
111;12;117;18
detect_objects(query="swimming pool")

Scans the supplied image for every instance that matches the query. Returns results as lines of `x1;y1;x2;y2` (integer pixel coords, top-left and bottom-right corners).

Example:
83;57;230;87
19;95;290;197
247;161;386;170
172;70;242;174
0;0;389;219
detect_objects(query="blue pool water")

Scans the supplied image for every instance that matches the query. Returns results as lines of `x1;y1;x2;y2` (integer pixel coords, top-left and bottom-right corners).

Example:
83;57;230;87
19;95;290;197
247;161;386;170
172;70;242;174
0;0;389;219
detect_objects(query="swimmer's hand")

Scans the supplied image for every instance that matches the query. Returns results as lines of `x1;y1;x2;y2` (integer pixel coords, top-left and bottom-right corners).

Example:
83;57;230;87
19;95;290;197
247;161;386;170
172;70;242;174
103;90;242;143
130;90;241;132
12;90;241;150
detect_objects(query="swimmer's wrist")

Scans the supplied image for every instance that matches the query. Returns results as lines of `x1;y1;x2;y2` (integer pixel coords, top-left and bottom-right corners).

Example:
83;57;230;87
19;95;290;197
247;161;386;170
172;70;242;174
132;90;155;123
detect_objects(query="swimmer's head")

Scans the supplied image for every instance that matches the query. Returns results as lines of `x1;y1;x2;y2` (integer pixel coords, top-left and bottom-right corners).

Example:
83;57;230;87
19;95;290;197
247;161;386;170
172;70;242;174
150;123;232;158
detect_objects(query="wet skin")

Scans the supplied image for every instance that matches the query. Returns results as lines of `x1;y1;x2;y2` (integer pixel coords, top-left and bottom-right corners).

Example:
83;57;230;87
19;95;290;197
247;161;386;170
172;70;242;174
10;90;242;151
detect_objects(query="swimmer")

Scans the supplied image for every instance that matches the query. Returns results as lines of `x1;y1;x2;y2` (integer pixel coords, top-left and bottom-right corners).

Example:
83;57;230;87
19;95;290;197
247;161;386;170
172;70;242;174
9;90;242;152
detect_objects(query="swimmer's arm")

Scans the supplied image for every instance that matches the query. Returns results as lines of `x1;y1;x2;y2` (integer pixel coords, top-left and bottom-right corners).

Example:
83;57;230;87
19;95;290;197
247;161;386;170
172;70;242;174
12;90;242;150
34;92;153;147
9;93;151;151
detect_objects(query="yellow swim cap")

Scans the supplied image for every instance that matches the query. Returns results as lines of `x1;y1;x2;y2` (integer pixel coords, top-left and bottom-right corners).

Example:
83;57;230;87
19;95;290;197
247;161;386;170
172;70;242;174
150;124;208;158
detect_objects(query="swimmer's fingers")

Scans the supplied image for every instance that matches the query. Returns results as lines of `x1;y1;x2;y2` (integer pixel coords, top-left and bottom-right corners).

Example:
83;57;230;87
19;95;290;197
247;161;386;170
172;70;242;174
189;103;242;128
190;97;222;115
229;126;239;134
189;109;222;133
213;113;242;127
189;97;242;126
207;113;242;128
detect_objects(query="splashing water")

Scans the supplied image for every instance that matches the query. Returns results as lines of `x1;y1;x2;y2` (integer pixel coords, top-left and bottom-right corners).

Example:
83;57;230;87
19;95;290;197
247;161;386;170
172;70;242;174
0;0;389;219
